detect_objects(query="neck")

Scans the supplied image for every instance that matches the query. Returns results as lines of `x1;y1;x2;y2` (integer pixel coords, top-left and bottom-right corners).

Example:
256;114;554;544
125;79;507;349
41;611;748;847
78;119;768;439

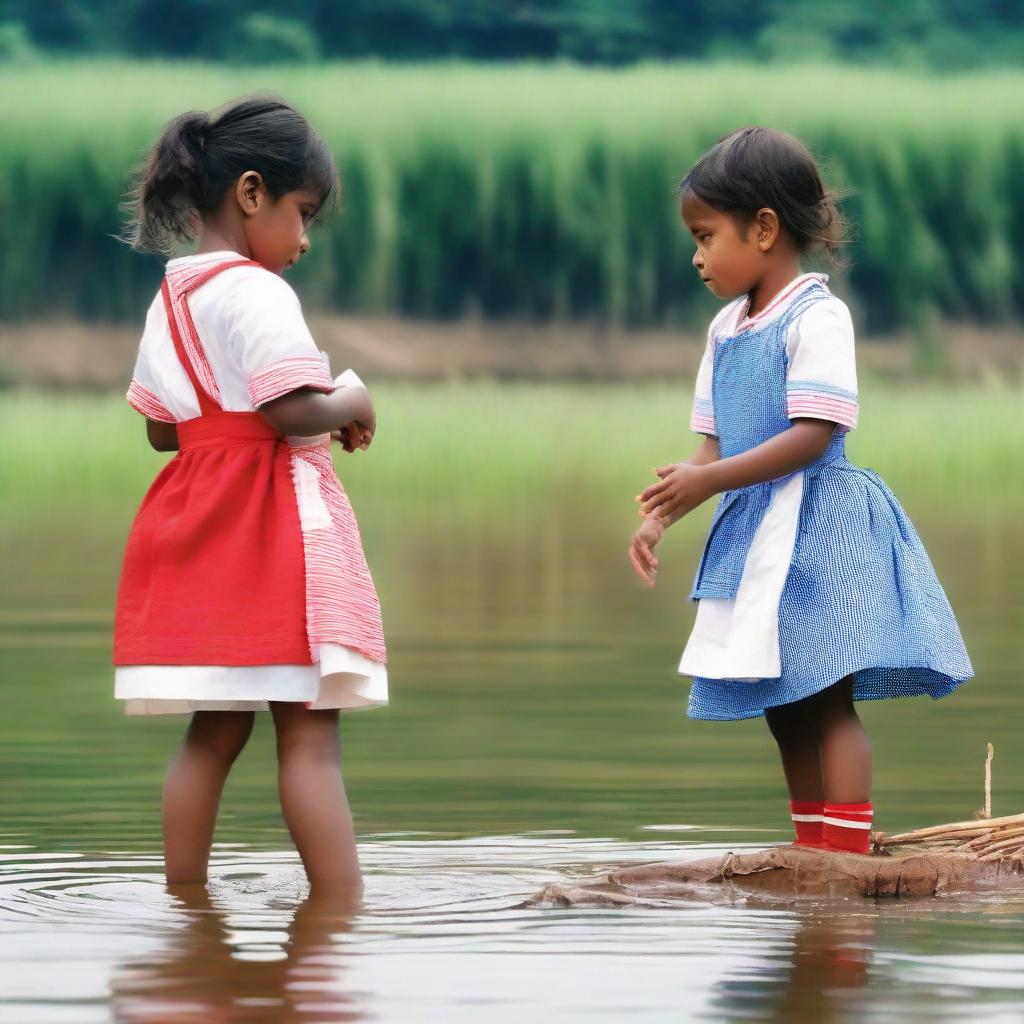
746;258;803;319
194;220;251;259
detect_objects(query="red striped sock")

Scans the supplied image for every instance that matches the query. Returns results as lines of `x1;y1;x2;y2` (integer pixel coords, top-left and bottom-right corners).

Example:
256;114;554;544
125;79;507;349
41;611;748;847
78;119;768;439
822;801;873;854
790;799;825;846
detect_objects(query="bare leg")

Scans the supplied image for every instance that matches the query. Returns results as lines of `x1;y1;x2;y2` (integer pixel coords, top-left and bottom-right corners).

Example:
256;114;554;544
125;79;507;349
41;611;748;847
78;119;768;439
163;710;254;884
271;702;363;900
802;677;872;804
765;699;825;802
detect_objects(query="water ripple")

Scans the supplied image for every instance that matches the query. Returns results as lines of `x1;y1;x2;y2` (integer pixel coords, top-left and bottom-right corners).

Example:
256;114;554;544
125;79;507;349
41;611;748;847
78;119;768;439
2;836;1024;1023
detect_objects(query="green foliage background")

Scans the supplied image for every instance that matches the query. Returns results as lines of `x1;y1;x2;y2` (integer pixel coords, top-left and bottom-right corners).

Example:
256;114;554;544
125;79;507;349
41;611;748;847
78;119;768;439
3;0;1023;67
3;61;1024;331
4;384;1022;517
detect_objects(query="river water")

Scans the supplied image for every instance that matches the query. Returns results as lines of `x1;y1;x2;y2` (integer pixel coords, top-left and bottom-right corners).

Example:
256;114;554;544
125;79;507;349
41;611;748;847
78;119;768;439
1;391;1022;1023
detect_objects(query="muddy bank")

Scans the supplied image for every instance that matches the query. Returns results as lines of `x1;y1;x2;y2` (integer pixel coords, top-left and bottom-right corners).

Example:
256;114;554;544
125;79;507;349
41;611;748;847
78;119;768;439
527;810;1024;906
526;844;1024;907
1;316;1022;390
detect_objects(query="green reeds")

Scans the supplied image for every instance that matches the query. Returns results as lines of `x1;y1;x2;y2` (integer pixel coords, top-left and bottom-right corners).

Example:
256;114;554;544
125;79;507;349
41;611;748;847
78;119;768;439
3;60;1024;330
1;383;1020;520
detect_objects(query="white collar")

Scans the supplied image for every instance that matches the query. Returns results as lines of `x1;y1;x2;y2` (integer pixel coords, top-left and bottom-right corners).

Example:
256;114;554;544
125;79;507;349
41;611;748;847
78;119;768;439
730;272;829;334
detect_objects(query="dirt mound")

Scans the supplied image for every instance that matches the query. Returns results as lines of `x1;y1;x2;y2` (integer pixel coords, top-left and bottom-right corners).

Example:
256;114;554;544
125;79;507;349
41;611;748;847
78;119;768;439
527;845;1019;908
526;811;1024;907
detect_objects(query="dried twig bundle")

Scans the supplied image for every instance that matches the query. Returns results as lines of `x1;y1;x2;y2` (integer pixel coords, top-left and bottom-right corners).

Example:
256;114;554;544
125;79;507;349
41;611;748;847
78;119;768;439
874;746;1024;864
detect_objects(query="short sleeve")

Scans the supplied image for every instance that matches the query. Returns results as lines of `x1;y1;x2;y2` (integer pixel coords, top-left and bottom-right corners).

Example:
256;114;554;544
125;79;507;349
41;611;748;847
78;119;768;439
126;300;176;422
689;331;717;436
689;300;741;436
785;298;859;431
225;269;334;408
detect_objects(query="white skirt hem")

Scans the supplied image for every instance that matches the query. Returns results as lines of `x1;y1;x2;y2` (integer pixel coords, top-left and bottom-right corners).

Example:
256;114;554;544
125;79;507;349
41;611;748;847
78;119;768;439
114;642;388;716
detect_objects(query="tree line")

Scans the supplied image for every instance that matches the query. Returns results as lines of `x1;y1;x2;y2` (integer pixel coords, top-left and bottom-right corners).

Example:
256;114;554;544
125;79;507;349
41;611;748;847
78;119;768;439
2;0;1023;68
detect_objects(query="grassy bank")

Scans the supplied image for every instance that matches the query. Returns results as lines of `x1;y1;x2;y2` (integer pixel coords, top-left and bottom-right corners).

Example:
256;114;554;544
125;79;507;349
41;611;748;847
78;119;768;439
3;61;1024;331
2;383;1021;523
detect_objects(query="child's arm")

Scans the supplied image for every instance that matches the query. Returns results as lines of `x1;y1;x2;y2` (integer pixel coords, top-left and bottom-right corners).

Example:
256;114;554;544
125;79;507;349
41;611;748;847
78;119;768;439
683;434;720;468
633;434;718;520
260;385;375;440
143;388;374;450
147;419;179;452
628;434;719;585
638;419;835;521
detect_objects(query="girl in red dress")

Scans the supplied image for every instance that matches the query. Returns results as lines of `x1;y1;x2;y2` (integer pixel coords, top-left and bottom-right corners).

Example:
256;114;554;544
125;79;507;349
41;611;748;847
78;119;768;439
115;95;386;900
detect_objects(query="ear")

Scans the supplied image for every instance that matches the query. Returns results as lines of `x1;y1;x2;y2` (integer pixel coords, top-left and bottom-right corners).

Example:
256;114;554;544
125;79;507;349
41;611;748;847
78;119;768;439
753;207;781;252
235;171;266;217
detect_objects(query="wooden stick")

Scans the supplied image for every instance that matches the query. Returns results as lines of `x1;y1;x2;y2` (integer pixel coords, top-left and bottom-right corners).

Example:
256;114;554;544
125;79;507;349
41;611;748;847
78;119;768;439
970;824;1024;848
984;742;994;819
897;825;1024;855
885;825;991;843
978;847;1024;863
974;834;1024;857
966;839;1024;856
884;811;1024;844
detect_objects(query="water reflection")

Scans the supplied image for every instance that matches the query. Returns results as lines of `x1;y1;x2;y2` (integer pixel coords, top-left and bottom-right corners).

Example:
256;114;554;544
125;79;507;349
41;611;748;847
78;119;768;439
1;504;1021;849
712;910;876;1023
110;886;366;1023
2;428;1023;1022
2;839;1024;1023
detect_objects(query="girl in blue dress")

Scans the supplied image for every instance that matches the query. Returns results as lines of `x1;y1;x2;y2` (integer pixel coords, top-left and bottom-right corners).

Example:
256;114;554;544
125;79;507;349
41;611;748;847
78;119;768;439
629;127;972;854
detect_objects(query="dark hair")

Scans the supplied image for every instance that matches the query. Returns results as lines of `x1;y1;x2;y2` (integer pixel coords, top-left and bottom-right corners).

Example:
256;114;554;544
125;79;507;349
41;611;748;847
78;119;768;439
123;94;338;255
678;127;846;265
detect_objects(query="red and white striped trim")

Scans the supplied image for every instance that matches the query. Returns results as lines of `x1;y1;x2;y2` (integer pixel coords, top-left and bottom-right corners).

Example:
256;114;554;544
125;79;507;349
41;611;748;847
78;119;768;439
689;397;716;435
786;395;859;429
728;273;827;334
789;799;825;845
790;799;825;822
822;815;872;829
247;356;335;408
165;269;224;406
823;803;873;829
126;379;176;422
289;442;387;665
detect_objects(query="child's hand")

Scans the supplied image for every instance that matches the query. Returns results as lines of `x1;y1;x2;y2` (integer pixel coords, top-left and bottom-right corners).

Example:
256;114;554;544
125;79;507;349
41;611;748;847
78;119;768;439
637;463;712;521
629;516;666;587
333;370;376;451
332;419;374;452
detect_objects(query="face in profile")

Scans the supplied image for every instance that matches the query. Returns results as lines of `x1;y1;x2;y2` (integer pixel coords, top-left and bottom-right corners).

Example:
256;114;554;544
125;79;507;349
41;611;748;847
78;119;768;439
681;190;765;301
241;176;323;274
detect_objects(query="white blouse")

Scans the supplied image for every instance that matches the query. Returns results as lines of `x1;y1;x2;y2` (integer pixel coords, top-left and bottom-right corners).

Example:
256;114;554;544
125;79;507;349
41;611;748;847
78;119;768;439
690;273;859;436
126;250;333;422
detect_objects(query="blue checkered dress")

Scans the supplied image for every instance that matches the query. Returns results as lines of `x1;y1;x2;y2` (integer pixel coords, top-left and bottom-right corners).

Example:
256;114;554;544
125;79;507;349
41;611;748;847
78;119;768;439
686;287;973;720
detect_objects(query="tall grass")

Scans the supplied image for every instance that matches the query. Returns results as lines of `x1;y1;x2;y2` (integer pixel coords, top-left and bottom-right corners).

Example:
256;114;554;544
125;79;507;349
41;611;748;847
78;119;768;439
1;384;1020;525
3;60;1024;331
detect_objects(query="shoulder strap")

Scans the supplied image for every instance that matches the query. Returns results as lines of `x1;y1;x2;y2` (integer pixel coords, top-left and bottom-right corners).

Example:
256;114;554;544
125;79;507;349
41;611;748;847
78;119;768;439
161;258;262;416
777;283;830;330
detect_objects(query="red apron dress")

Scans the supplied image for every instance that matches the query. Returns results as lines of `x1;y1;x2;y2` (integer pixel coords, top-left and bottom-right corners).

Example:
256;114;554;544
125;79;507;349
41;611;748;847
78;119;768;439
114;258;386;695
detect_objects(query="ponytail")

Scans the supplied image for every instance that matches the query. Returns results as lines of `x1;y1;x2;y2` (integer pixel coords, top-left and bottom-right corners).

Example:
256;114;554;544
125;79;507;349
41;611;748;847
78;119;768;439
122;95;337;256
123;111;212;254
